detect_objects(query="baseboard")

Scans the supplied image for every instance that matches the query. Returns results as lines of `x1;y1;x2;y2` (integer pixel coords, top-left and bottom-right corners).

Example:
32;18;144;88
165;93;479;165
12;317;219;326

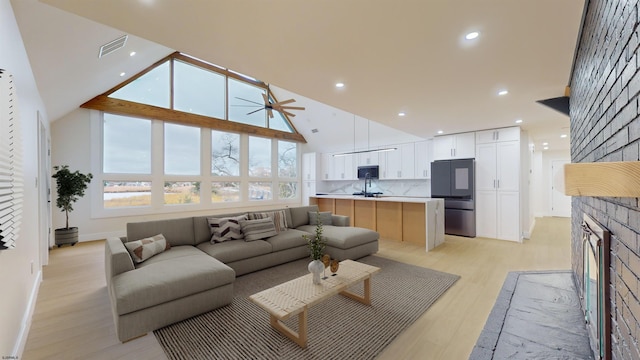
79;230;125;242
14;269;42;357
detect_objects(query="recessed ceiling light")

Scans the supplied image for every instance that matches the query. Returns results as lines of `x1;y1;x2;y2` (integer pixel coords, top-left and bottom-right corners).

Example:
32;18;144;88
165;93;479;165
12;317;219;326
543;146;549;150
465;31;479;40
560;134;568;138
129;51;136;57
542;142;549;146
398;112;406;117
437;130;444;134
335;83;344;88
119;72;126;77
515;119;523;124
498;89;509;96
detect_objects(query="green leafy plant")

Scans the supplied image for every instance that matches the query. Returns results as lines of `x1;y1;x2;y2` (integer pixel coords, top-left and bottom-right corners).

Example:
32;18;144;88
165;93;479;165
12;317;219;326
52;165;93;229
303;212;326;260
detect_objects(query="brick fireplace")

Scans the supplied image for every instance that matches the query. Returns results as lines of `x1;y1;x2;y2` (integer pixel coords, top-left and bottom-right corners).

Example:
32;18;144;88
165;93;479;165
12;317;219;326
571;1;640;359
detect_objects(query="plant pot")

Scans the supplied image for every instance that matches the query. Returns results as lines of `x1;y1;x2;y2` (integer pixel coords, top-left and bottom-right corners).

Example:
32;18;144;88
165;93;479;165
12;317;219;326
308;259;324;285
55;227;78;247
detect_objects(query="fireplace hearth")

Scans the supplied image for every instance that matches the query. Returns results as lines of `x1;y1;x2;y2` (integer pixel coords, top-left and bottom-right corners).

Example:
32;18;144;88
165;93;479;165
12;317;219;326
581;214;611;360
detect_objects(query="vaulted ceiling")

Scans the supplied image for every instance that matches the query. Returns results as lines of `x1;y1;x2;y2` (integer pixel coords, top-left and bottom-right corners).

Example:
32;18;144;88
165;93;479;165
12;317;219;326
13;0;584;151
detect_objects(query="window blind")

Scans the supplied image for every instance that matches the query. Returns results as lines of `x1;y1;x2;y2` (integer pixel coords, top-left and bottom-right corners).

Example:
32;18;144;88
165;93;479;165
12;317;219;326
0;70;23;250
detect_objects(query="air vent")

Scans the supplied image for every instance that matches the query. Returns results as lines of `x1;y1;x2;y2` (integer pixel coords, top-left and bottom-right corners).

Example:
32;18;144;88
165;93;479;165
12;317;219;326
311;128;319;133
99;35;128;58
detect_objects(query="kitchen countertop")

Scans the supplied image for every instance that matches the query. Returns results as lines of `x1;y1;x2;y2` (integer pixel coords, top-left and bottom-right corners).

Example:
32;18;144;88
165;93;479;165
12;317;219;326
311;195;442;203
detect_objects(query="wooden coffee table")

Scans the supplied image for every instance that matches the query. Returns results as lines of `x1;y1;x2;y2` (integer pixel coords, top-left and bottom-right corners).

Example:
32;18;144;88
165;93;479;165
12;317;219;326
249;259;380;348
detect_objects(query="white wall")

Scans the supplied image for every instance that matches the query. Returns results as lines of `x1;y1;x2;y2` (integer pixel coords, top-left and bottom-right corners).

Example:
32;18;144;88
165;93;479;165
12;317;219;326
0;2;49;356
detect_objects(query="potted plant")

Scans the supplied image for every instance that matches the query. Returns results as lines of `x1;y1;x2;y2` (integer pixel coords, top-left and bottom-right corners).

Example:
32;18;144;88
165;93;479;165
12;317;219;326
303;212;326;284
52;165;93;247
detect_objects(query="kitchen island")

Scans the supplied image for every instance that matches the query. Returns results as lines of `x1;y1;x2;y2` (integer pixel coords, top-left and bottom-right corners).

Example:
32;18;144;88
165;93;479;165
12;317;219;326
309;195;445;251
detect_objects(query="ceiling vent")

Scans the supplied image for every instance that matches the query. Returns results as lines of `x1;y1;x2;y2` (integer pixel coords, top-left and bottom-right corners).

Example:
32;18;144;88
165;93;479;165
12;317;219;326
99;35;128;58
311;128;319;133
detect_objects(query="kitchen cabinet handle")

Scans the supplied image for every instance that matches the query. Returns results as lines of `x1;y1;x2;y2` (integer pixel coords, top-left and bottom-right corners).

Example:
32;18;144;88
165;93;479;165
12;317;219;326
493;179;496;189
497;179;500;188
496;131;499;141
398;170;401;178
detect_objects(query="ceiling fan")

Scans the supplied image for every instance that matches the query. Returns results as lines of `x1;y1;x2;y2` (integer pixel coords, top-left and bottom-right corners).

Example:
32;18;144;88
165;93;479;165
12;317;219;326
235;91;305;118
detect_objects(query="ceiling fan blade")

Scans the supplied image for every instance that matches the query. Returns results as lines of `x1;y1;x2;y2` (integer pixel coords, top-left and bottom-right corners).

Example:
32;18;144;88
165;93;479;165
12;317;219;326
282;110;296;117
280;106;305;110
246;108;264;115
262;93;270;105
235;97;263;106
267;109;274;118
275;99;295;106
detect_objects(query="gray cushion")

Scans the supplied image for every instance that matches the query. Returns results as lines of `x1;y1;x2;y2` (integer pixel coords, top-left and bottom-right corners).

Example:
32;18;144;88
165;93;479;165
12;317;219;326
112;253;235;315
127;217;195;246
249;210;288;233
136;245;205;268
196;239;272;263
296;225;378;249
266;228;310;252
289;205;319;228
309;211;333;225
240;218;278;241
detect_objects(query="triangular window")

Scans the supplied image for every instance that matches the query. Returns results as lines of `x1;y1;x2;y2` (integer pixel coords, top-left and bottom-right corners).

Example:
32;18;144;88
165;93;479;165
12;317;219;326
84;52;304;143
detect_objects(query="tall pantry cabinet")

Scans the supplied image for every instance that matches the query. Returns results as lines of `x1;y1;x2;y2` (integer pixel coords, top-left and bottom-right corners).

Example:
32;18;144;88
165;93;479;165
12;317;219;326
475;127;523;241
302;153;322;205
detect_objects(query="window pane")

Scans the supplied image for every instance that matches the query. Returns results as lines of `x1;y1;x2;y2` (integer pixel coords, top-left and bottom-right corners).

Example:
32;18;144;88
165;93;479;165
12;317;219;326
212;181;240;202
103;114;151;174
279;182;297;199
249;182;272;201
212;131;240;176
278;141;297;178
249;136;271;177
103;181;151;208
270;111;293;132
174;60;225;118
109;60;170;108
228;78;267;127
164;181;200;204
164;123;201;175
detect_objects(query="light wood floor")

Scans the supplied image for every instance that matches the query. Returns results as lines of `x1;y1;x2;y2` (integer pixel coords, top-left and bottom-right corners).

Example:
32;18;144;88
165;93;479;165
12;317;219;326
23;217;571;360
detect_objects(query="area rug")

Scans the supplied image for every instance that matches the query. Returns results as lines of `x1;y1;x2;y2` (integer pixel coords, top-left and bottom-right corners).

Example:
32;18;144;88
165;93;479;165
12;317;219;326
154;255;460;360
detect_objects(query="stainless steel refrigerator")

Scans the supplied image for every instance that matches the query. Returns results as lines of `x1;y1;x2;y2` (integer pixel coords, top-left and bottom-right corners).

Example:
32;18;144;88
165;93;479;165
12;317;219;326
430;159;476;237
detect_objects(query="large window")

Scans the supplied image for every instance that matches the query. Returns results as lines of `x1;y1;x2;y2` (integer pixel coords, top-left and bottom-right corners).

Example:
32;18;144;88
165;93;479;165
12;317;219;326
164;123;201;175
173;60;225;118
110;61;170;108
249;136;271;177
103;114;151;174
212;130;240;176
228;78;267;127
278;140;297;178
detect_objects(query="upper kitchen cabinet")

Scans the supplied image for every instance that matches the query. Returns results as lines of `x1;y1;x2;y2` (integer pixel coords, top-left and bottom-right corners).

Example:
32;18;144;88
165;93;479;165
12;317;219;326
433;132;475;160
380;143;415;179
357;150;379;166
321;152;356;181
414;140;433;179
476;127;520;144
302;152;322;181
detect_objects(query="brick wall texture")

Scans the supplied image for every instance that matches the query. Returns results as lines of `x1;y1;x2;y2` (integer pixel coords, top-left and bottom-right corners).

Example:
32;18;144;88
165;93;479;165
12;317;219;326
571;1;640;359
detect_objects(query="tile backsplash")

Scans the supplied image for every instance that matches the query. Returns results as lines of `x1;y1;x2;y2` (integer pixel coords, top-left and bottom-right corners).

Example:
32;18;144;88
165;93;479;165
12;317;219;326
318;179;431;197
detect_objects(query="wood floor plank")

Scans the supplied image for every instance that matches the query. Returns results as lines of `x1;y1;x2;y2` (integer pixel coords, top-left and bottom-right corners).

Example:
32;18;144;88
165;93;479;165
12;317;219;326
23;216;570;360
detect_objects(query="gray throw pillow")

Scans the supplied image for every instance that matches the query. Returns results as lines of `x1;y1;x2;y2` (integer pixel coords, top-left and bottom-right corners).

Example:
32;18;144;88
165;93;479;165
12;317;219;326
240;218;278;241
308;211;333;226
248;210;288;233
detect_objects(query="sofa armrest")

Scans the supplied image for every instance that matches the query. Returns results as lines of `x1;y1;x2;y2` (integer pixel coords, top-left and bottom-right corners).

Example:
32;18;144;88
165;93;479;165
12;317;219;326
331;215;350;227
105;237;135;286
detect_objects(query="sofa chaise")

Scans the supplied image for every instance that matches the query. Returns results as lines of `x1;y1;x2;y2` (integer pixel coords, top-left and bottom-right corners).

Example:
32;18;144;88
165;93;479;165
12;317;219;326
105;205;379;342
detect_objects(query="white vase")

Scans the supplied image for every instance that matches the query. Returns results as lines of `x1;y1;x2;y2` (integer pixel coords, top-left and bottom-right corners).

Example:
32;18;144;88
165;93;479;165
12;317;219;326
308;259;324;285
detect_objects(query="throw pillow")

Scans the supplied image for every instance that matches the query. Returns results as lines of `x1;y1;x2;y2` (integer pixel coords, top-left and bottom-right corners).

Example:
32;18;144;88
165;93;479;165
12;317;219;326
308;211;333;226
208;214;247;243
240;218;278;241
248;210;288;233
124;234;171;264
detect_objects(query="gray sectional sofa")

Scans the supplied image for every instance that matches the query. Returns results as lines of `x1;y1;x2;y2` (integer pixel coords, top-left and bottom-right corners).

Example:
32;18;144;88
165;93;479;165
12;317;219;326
105;205;379;342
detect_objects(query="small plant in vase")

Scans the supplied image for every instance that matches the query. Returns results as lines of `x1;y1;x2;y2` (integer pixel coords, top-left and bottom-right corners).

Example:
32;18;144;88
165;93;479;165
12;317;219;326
303;212;326;284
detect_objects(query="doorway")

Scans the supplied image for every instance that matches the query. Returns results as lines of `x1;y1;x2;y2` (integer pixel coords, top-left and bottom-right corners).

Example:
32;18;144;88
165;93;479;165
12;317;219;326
550;159;571;217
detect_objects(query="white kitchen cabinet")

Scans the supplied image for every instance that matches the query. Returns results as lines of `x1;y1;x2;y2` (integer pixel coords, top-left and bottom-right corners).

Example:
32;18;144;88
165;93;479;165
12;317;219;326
380;143;415;179
302;152;321;181
302;180;316;205
322;153;356;180
357;151;379;166
475;136;521;242
320;153;331;180
414;140;433;179
433;132;475;160
476;127;520;144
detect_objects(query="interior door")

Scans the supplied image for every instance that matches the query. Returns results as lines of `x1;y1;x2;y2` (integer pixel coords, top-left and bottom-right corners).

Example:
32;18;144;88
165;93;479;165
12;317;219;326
38;113;51;265
551;159;571;217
